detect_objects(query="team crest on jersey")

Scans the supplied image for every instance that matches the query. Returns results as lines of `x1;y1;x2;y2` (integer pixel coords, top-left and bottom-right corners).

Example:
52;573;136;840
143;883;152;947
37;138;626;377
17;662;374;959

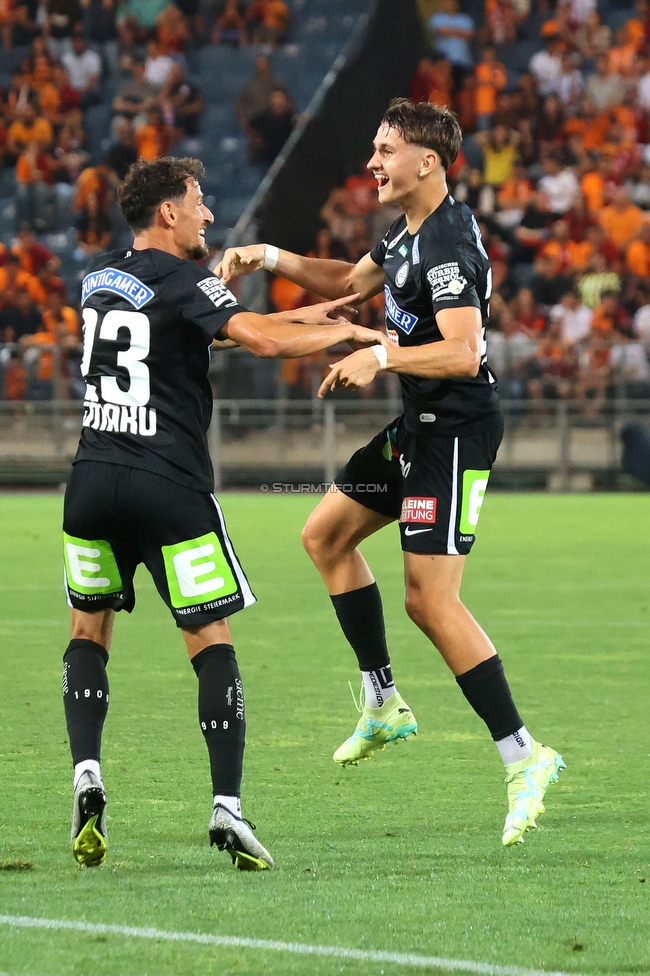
426;262;468;303
196;276;238;309
395;261;409;288
384;285;418;334
82;268;154;309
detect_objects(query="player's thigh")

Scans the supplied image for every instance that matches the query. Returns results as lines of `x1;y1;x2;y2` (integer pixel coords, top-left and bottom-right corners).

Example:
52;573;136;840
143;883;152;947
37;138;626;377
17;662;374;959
128;472;255;629
63;461;139;615
397;424;503;556
303;484;393;554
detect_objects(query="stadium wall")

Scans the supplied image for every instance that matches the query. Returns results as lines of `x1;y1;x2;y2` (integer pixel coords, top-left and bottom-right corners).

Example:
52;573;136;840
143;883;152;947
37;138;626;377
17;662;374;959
256;0;424;254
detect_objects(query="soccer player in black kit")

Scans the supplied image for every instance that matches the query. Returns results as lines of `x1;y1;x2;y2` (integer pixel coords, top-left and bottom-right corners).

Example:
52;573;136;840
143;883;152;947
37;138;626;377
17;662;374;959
217;100;566;847
62;156;383;869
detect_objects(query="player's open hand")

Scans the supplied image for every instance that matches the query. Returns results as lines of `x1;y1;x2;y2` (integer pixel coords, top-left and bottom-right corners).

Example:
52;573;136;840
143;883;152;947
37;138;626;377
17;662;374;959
215;244;267;281
286;294;361;326
318;347;383;398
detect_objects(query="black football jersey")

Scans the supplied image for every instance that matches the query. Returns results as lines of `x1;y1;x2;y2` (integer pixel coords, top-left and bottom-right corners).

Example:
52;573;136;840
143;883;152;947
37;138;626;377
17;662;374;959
74;247;244;492
370;194;502;436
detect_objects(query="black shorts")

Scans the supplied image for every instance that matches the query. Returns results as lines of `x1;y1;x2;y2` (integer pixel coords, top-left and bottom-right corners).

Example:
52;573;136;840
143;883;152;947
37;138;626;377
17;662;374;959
62;461;255;627
336;417;503;555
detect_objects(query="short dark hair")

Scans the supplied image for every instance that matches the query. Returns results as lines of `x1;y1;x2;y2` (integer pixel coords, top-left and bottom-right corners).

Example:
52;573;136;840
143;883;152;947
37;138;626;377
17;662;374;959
380;98;462;171
117;156;205;232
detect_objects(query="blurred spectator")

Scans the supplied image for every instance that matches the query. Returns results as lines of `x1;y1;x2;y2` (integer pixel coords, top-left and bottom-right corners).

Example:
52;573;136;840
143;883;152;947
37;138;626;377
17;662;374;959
103;117;137;180
496;159;534;228
625;222;650;277
157;3;191;54
74;191;111;256
161;62;203;137
73;161;114;211
578;253;621;309
598;187;645;251
538;152;579;215
549;288;593;344
20;291;79;398
81;0;119;74
633;285;650;349
12;228;56;273
62;27;101;108
7;99;53;161
609;328;650;396
529;35;563;96
234;55;287;131
475;44;507;131
246;0;289;47
455;72;477;132
51;120;89;181
0;253;46;306
532;93;565;145
135;105;176;160
116;0;168;46
112;55;157;122
527;319;578;401
481;0;519;46
531;252;574;308
487;308;537;398
15;141;56;230
475;124;520;186
410;55;453;107
247;87;294;166
46;0;82;60
585;55;625;112
143;37;174;89
557;53;583;108
576;9;611;59
429;0;475;90
592;290;634;337
0;286;43;341
454;167;495;215
211;0;247;47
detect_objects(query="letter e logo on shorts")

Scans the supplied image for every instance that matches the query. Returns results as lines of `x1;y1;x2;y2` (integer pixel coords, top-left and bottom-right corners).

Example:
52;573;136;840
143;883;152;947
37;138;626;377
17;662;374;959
399;496;438;524
63;532;123;594
459;470;490;536
162;532;238;609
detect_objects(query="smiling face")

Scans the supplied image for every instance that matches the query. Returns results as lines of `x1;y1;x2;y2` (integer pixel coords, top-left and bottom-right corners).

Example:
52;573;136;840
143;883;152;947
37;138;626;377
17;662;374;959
171;178;214;260
366;124;436;208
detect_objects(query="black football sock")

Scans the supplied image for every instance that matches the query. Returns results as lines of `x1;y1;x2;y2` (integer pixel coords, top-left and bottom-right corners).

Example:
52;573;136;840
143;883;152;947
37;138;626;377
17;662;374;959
192;643;245;800
330;583;396;707
62;639;109;766
456;655;531;763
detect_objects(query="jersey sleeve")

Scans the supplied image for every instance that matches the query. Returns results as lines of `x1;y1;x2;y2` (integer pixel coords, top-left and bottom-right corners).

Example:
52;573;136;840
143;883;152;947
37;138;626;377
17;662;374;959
369;233;388;267
166;263;247;341
421;237;482;318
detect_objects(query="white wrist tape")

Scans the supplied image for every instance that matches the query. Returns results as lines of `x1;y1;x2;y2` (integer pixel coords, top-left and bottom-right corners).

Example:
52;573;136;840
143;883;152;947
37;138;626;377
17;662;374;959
263;244;279;271
371;344;388;369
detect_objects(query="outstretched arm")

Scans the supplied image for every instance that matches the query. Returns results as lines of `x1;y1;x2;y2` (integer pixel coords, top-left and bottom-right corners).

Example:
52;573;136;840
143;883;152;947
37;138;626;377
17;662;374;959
317;306;482;396
221;299;385;359
215;245;385;304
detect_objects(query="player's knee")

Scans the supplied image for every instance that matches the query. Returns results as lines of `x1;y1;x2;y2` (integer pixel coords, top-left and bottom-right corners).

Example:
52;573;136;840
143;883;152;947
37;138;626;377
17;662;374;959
301;518;324;561
404;589;427;627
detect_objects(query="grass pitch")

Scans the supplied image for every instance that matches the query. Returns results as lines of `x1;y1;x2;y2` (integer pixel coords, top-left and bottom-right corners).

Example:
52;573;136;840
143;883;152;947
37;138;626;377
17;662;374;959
0;490;648;976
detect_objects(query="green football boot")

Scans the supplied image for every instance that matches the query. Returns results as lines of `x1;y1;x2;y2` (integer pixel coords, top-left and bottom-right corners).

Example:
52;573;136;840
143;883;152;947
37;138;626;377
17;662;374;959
209;804;274;870
502;741;566;847
71;771;107;867
333;691;417;766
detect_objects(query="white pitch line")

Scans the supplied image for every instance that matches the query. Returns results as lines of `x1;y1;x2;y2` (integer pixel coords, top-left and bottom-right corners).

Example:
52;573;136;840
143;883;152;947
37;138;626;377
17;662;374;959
0;914;590;976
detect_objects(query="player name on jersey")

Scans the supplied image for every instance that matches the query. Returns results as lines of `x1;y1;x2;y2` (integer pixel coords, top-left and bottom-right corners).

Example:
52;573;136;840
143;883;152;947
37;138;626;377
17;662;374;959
82;399;157;437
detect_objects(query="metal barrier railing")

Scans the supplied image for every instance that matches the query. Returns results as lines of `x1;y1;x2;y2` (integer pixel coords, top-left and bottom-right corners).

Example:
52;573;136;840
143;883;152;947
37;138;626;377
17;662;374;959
1;398;649;489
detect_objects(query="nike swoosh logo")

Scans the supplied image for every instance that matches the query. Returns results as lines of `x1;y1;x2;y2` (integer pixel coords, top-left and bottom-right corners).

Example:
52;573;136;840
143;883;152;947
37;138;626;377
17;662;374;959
403;526;433;536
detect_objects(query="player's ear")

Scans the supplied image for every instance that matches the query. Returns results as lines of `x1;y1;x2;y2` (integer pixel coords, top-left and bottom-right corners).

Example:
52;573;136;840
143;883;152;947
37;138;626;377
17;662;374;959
158;200;176;228
419;149;438;177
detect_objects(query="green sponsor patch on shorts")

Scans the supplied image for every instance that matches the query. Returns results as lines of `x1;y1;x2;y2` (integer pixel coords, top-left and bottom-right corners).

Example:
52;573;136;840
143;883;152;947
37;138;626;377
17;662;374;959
162;532;238;609
459;469;490;537
63;532;123;594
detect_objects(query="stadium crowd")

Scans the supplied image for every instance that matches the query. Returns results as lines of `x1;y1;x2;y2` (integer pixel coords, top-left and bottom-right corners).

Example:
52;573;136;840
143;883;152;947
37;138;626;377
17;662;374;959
1;0;650;412
270;0;650;411
0;0;294;400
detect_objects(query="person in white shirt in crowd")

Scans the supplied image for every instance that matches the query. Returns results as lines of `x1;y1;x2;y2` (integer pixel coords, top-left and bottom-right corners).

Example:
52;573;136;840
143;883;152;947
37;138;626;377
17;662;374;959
487;303;537;398
632;285;650;350
557;53;584;107
538;152;579;215
62;27;102;108
549;288;593;345
143;38;175;90
609;329;650;395
529;35;563;96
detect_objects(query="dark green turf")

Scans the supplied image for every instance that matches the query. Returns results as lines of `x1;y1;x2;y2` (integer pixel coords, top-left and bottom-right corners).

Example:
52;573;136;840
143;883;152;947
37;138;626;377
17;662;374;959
0;492;648;976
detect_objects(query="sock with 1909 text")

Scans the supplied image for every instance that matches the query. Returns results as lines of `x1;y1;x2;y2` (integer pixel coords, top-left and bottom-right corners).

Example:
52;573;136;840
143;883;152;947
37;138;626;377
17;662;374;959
62;639;109;770
330;582;397;707
192;643;246;799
